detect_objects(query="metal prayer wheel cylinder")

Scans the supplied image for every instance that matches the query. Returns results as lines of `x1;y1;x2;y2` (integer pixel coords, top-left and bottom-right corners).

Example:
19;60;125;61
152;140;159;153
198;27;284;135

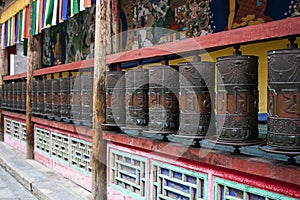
37;80;45;116
178;62;215;138
32;80;38;115
70;75;81;124
60;77;70;121
267;48;300;151
106;71;125;126
52;78;61;120
16;82;22;110
81;74;93;127
44;79;53;118
20;82;26;112
216;55;259;143
148;66;179;133
2;84;7;109
125;68;149;129
7;83;12;109
11;83;16;110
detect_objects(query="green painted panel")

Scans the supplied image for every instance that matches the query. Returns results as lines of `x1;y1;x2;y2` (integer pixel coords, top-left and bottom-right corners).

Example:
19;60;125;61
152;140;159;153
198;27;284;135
109;148;148;200
51;132;69;165
214;177;297;200
35;128;51;156
150;160;208;200
4;118;12;136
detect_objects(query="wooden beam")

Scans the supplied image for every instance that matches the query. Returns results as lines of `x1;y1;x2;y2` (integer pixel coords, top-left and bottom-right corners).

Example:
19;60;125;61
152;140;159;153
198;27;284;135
92;0;112;199
0;31;5;141
26;0;42;159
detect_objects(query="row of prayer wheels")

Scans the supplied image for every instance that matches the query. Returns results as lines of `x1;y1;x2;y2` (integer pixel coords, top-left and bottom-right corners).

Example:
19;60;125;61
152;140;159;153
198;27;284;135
31;74;93;127
105;46;300;156
1;81;26;112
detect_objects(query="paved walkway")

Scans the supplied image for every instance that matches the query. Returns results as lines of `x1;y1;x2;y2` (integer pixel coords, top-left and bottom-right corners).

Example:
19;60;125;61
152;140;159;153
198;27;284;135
0;166;37;199
0;142;91;200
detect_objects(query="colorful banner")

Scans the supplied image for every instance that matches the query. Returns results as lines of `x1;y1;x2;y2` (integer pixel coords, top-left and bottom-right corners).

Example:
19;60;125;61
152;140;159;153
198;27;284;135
71;0;79;17
45;0;54;28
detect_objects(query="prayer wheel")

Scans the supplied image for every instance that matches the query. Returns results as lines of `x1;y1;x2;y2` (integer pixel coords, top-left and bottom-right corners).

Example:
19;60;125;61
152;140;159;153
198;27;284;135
11;83;16;110
20;82;26;112
16;82;22;110
216;55;259;143
7;83;12;109
267;48;300;151
81;74;93;127
60;77;70;122
52;78;61;120
125;68;149;131
106;71;125;127
32;80;38;115
2;84;7;109
70;75;81;125
37;80;45;116
147;66;179;135
177;62;215;139
44;79;52;118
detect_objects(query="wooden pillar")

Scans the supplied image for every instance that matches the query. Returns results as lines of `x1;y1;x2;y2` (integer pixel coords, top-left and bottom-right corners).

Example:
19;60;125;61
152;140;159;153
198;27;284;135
112;0;120;53
26;0;43;159
0;25;5;142
92;0;112;199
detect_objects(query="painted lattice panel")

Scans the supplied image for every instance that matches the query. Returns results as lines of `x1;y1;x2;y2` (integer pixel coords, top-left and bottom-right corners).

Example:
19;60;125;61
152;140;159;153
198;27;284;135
110;149;148;200
4;118;12;136
51;132;69;164
70;138;92;175
35;128;51;156
11;120;21;140
21;123;26;143
214;178;297;200
150;160;208;200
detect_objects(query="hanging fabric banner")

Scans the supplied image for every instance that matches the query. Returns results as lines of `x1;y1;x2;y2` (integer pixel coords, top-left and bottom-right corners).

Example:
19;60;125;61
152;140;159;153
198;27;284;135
52;0;59;26
23;7;29;39
59;0;63;22
80;0;85;11
32;0;37;36
45;0;54;28
1;24;6;49
15;14;19;44
84;0;92;8
71;0;79;17
5;21;8;47
62;0;69;21
38;0;44;33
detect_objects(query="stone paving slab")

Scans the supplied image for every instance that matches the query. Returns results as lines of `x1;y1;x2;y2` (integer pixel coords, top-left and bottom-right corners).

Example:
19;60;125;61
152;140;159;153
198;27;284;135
0;142;91;200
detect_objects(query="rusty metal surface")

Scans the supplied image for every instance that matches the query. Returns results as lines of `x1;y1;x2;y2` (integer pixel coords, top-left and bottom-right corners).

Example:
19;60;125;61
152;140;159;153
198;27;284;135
177;62;215;139
125;68;149;130
60;77;70;121
81;74;93;127
147;66;179;134
70;75;81;124
267;48;300;151
20;82;26;112
36;79;45;116
44;79;52;118
106;71;125;127
52;79;61;120
216;55;259;143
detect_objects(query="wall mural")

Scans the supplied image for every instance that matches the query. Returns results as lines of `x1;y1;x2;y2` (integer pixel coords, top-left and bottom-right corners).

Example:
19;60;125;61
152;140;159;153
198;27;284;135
120;0;297;52
43;5;95;67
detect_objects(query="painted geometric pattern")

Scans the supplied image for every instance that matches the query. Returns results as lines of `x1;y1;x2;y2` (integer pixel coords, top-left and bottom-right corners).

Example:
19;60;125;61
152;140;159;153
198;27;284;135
35;128;51;156
150;160;208;200
12;120;21;140
70;138;92;175
21;123;26;143
51;132;69;164
4;118;12;136
214;178;297;200
110;149;148;200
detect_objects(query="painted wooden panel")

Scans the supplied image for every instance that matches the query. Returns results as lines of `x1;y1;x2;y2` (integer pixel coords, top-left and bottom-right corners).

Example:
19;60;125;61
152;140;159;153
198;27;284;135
51;132;69;165
70;138;92;175
109;148;148;200
214;177;297;200
35;128;51;156
150;160;208;200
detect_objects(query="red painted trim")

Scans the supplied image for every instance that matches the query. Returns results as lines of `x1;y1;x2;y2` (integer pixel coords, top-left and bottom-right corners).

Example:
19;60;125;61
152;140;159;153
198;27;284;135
32;117;92;140
2;110;26;121
103;131;300;188
3;72;27;81
33;59;94;76
106;18;300;64
108;142;300;199
3;59;94;81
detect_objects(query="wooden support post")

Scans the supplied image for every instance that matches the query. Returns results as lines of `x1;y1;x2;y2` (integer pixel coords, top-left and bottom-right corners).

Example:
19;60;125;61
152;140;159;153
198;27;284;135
92;0;112;199
0;26;6;141
112;0;120;53
26;0;43;159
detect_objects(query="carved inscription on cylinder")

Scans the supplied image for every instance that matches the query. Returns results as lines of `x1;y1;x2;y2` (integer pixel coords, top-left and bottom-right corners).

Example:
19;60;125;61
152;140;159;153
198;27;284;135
267;49;300;150
216;55;259;143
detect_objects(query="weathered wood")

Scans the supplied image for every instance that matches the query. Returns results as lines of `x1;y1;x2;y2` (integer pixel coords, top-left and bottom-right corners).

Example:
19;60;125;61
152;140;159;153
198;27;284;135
0;27;6;141
26;0;42;159
92;0;112;199
112;0;119;53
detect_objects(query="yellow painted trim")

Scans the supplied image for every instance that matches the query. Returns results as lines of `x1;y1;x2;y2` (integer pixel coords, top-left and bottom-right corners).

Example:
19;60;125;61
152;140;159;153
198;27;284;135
0;0;30;24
